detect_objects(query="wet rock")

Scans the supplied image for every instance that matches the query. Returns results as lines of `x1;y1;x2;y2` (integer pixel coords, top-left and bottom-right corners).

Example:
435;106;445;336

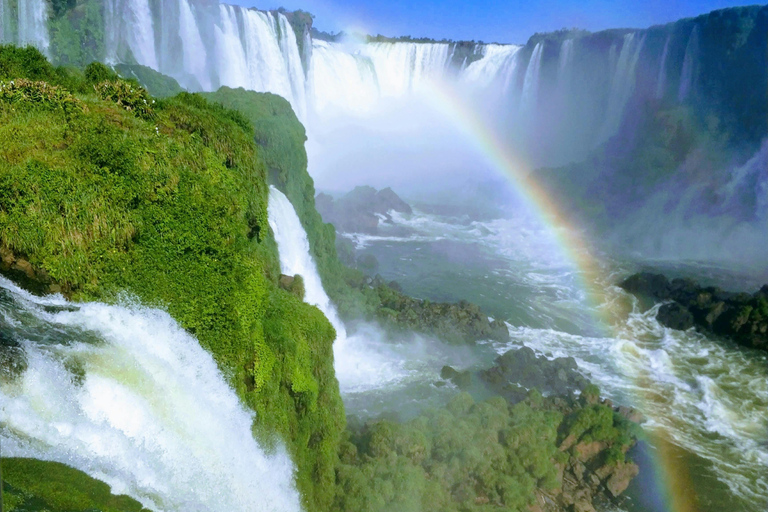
656;302;694;330
480;346;588;401
440;365;472;390
620;272;768;352
619;272;670;300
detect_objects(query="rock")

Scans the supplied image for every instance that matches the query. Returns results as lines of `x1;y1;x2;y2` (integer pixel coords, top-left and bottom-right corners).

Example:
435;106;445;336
573;441;606;462
605;462;639;498
656;302;694;330
619;272;670;300
617;405;644;424
440;365;471;389
620;272;768;353
278;274;305;300
572;498;596;512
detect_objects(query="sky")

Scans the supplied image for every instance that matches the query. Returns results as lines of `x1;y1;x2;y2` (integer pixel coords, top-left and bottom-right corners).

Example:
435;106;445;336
231;0;759;43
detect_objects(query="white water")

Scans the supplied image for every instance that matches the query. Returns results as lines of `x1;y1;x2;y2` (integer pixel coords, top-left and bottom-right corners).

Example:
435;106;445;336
0;277;302;512
598;32;646;144
348;207;768;510
519;42;543;120
678;25;699;102
267;187;411;394
655;34;671;99
8;0;49;54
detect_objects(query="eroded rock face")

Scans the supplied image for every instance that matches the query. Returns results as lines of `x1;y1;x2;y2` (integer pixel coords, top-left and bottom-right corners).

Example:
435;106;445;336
619;272;768;351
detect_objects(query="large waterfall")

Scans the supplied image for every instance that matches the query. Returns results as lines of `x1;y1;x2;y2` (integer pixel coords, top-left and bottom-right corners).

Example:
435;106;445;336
0;0;723;163
0;276;303;512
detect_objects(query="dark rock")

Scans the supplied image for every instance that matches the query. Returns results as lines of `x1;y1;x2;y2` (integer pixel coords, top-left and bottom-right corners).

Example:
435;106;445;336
656;303;694;330
315;186;413;235
619;272;670;300
620;272;768;352
440;365;472;389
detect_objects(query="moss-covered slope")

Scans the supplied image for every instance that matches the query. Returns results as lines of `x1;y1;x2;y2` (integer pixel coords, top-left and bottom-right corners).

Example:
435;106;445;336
0;45;343;511
1;458;149;512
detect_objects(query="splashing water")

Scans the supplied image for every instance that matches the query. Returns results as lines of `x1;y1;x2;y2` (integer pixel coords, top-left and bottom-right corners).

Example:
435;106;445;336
0;277;303;512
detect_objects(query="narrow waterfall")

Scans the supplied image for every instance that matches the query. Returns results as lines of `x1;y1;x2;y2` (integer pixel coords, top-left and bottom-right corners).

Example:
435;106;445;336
597;32;645;144
0;277;303;512
3;0;49;53
678;25;699;102
267;187;410;393
655;34;671;99
519;42;544;121
558;38;574;83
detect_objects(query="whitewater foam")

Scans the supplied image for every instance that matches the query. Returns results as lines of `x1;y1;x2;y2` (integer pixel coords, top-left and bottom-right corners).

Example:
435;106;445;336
0;276;303;512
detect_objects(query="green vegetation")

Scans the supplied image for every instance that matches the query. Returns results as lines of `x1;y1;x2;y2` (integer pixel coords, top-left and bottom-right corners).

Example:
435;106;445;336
336;393;565;512
0;46;342;511
113;63;184;98
1;458;148;512
48;0;105;68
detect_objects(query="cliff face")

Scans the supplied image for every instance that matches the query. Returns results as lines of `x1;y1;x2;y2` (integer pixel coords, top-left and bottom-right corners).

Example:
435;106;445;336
0;46;343;511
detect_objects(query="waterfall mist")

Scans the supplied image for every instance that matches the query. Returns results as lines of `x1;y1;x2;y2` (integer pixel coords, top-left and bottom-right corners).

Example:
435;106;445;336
0;277;303;512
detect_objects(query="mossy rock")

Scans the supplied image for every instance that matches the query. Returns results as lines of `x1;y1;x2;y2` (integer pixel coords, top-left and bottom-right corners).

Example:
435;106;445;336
1;458;149;512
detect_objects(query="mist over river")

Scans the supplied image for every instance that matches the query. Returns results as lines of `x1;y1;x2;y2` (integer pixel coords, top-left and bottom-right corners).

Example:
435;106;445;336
341;207;768;512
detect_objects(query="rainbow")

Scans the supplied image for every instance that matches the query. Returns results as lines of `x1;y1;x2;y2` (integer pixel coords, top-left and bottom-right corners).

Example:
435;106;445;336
423;79;699;512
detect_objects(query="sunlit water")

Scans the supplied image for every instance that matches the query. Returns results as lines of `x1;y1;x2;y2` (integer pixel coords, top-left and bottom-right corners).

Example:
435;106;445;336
343;208;768;512
0;277;302;512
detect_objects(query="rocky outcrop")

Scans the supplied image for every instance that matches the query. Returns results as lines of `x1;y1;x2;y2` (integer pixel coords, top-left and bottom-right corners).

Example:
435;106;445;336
620;272;768;351
441;346;642;512
315;186;413;235
480;346;590;400
373;278;510;344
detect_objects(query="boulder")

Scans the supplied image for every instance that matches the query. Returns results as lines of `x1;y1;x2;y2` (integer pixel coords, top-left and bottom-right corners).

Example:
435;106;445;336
656;302;694;330
619;272;670;300
605;462;640;498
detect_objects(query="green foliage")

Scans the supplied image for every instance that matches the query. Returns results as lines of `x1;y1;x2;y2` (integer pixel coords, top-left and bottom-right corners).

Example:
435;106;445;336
0;48;343;512
0;77;85;116
114;63;185;98
1;458;148;511
84;61;118;84
560;404;634;464
94;79;156;120
335;394;565;512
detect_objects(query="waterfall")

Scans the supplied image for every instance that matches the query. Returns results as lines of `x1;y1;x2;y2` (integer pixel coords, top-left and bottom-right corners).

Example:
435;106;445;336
310;40;379;115
267;186;345;333
177;0;210;90
519;42;544;120
267;187;411;393
656;34;671;99
360;42;452;97
597;32;646;144
678;25;699;102
0;277;302;512
0;0;7;43
13;0;49;54
462;44;521;90
558;39;575;83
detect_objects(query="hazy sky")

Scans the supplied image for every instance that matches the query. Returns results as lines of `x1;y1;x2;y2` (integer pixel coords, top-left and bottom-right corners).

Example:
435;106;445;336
232;0;758;43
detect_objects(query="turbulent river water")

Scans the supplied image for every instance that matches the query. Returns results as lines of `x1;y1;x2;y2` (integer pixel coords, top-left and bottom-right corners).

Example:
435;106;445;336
341;207;768;512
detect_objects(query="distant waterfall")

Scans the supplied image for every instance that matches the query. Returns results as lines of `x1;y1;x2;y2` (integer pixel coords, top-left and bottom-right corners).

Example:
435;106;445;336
462;44;521;91
0;277;303;512
310;40;380;115
597;32;646;144
655;34;671;99
678;25;699;102
2;0;49;53
520;42;544;120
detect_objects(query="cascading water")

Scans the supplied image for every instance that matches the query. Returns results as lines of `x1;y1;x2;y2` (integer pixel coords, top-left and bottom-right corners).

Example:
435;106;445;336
678;25;699;102
655;34;671;99
0;277;303;512
519;42;543;120
597;32;645;144
462;44;521;91
2;0;49;53
267;187;414;394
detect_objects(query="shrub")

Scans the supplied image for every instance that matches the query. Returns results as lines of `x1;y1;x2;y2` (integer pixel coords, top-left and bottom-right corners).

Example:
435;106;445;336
94;80;156;120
